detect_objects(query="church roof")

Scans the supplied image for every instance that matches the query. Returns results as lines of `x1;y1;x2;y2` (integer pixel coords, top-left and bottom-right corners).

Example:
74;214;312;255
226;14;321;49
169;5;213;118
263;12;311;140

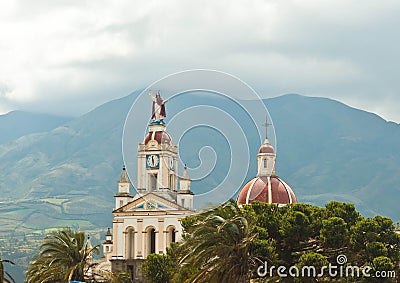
237;176;296;205
259;139;275;154
144;130;172;145
113;192;193;214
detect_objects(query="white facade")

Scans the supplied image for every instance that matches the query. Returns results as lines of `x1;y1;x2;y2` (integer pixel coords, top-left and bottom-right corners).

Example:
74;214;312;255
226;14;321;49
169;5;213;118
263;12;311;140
102;121;194;281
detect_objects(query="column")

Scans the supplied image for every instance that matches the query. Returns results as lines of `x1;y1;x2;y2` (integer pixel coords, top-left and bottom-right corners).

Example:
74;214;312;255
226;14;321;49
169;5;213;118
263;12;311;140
158;218;165;254
137;219;143;258
158;155;164;189
112;221;118;257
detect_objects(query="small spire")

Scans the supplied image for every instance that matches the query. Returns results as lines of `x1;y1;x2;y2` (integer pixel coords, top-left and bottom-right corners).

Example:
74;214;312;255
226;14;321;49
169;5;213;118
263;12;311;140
182;164;190;180
106;227;112;236
119;165;130;183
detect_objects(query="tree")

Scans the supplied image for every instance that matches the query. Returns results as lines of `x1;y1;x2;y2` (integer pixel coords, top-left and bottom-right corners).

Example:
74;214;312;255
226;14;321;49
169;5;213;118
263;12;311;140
350;218;380;250
295;252;328;283
112;271;134;283
369;256;395;283
320;217;348;249
350;217;400;266
174;200;400;282
280;210;310;249
178;200;256;283
142;242;196;283
242;202;282;240
25;228;99;283
366;242;388;261
142;254;173;283
0;259;15;283
325;201;360;228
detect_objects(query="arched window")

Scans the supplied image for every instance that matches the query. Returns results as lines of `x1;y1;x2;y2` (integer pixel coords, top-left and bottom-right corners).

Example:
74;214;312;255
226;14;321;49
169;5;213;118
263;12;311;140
125;227;135;259
263;158;267;168
147;227;156;255
167;226;176;246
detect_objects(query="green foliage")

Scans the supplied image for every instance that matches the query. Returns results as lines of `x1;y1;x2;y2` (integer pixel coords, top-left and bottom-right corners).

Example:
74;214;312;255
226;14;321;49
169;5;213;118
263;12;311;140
280;210;310;248
242;202;281;240
142;253;173;283
173;200;400;282
25;228;99;283
177;201;256;283
369;256;396;283
141;242;193;283
325;201;361;228
366;242;388;260
372;256;394;271
350;218;380;250
249;237;278;265
112;270;134;283
320;217;348;248
295;252;328;283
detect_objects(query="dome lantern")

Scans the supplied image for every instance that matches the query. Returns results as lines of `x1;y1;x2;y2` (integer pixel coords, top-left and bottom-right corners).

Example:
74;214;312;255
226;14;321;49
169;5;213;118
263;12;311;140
236;117;296;206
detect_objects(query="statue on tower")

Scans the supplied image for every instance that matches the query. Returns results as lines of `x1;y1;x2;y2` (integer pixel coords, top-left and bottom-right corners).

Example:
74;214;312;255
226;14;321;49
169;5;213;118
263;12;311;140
149;90;167;124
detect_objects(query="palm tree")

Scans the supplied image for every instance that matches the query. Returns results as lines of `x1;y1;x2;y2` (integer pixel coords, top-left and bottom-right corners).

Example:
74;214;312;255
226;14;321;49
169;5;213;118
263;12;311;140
178;201;257;283
25;228;99;283
0;258;15;283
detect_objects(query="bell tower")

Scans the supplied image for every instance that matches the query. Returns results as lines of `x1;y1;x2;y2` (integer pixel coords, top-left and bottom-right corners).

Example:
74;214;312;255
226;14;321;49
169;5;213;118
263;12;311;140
105;90;195;281
115;165;133;209
177;165;194;210
137;123;178;195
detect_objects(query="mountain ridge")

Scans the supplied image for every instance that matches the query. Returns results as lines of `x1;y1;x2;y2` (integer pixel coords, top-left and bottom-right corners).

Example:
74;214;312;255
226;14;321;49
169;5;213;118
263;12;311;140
0;110;72;144
0;91;399;236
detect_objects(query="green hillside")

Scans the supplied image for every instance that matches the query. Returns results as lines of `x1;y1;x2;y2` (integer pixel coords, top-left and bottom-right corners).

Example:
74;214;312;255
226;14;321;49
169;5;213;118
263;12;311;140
267;94;400;217
0;111;71;144
0;92;399;237
0;93;137;234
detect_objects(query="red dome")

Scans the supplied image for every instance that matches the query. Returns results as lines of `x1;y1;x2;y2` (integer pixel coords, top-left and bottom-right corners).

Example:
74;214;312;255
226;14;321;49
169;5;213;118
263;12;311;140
236;176;296;205
144;131;171;145
259;144;275;154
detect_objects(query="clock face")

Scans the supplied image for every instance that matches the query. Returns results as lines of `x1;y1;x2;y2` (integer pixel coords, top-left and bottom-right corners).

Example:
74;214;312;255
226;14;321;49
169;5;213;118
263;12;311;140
144;200;157;210
146;154;160;168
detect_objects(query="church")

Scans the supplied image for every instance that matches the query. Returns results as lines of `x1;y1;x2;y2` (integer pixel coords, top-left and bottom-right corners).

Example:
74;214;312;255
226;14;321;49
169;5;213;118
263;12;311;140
98;91;297;282
98;91;195;281
236;135;297;206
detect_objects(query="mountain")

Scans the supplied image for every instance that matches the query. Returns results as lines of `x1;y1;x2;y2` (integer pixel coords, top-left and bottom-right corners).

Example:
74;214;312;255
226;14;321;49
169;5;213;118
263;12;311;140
267;94;400;217
0;93;137;233
0;111;71;144
0;92;399;237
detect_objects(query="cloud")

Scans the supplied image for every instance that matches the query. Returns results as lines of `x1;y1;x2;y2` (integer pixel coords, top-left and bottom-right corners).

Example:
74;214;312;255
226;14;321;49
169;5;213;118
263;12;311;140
0;0;399;121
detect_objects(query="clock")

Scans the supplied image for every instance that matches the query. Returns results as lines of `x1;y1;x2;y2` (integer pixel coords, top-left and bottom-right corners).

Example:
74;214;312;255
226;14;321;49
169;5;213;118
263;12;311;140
144;200;157;210
146;154;160;168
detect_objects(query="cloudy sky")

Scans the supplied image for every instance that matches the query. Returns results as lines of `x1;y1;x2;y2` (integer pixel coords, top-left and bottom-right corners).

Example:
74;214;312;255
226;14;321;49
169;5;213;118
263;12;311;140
0;0;399;121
